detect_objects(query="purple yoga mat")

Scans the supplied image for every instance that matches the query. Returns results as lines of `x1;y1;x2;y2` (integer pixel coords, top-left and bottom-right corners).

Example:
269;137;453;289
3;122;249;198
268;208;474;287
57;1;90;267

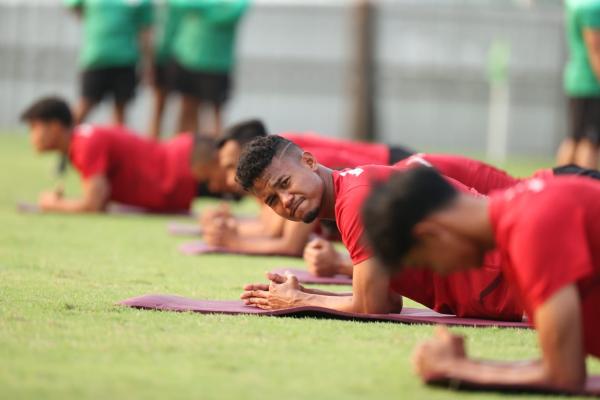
271;268;352;285
168;222;203;237
178;241;301;257
17;201;194;216
118;294;531;329
432;375;600;397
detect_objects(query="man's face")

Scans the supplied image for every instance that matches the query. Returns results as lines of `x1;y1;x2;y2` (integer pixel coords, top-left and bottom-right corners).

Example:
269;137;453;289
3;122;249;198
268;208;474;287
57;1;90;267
29;120;61;153
191;160;231;194
401;223;485;275
218;140;242;189
251;152;324;223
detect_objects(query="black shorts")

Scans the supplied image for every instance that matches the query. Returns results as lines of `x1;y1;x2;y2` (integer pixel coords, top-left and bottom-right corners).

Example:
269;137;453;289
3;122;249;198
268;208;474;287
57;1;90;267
153;61;174;91
552;164;600;181
81;65;138;104
171;60;230;106
568;97;600;144
388;145;414;164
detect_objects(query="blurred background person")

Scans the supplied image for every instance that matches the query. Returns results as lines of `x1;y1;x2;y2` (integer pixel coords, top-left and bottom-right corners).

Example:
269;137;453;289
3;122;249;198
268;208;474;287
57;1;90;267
557;0;600;169
64;0;154;126
170;0;250;137
20;96;228;214
149;0;180;139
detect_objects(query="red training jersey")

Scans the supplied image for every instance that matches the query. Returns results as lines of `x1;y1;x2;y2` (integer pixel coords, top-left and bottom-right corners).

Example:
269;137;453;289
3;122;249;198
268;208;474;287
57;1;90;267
396;153;520;195
281;132;390;169
490;177;600;357
332;164;523;320
69;125;197;212
396;153;557;195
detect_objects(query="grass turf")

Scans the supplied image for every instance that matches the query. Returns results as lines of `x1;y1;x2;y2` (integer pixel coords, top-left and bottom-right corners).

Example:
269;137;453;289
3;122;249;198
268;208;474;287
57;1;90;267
0;133;598;400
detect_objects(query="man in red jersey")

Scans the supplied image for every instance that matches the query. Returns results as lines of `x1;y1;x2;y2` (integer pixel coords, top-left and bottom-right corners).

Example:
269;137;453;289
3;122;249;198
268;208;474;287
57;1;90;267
236;135;523;320
199;119;413;256
361;167;600;394
304;152;600;278
20;97;223;213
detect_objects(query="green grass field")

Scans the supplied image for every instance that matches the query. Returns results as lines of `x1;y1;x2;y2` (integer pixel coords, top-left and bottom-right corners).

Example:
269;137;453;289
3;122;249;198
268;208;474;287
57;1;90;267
0;134;598;399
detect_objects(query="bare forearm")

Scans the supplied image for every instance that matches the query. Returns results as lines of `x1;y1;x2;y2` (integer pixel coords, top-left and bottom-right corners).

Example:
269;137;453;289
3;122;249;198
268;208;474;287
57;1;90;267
338;261;353;277
43;198;102;213
229;236;305;257
235;218;269;237
293;291;357;313
302;288;352;296
435;358;564;391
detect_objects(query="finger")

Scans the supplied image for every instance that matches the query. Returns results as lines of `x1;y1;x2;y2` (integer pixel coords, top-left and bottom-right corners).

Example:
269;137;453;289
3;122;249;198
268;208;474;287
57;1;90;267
434;325;452;340
284;271;299;286
310;238;325;248
242;283;270;292
241;290;270;299
411;343;427;376
245;297;270;306
266;272;286;284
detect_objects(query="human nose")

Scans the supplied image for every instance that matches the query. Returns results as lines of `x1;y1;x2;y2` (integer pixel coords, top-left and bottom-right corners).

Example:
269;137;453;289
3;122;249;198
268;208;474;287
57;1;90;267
281;192;294;210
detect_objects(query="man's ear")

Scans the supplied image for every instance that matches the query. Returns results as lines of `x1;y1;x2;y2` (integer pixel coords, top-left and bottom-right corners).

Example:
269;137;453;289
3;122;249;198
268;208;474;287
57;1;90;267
412;220;441;243
300;151;318;171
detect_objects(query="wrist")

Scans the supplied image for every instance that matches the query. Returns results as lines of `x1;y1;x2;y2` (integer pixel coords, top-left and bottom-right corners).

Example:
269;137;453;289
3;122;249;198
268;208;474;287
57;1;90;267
291;290;311;307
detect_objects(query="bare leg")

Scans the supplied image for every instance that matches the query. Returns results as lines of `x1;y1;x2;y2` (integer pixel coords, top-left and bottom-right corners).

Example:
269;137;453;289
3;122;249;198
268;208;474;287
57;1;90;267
574;138;599;169
177;95;200;134
556;137;578;166
73;97;97;125
112;100;127;126
149;87;168;139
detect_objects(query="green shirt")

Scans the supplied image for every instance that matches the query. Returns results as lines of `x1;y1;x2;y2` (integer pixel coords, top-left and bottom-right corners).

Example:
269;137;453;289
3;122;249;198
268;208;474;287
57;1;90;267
565;0;600;96
65;0;154;69
154;1;181;64
171;0;249;73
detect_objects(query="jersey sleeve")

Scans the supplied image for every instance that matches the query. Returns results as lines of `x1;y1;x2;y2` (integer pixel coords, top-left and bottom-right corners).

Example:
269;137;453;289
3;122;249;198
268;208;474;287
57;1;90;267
64;0;82;7
507;198;595;312
204;0;249;24
336;185;373;265
137;1;154;29
581;3;600;29
72;132;110;180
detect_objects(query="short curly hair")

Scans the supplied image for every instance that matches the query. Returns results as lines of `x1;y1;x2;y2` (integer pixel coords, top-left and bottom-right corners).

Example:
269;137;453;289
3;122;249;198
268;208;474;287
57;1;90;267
235;135;298;192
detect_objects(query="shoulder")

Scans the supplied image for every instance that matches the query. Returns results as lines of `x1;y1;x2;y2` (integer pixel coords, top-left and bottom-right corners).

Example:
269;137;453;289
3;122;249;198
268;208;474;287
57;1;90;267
492;179;585;242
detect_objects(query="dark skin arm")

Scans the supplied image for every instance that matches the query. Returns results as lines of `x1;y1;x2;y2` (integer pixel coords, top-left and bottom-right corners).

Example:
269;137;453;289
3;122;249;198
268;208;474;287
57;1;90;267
584;28;600;82
413;285;587;393
38;175;110;213
204;217;316;257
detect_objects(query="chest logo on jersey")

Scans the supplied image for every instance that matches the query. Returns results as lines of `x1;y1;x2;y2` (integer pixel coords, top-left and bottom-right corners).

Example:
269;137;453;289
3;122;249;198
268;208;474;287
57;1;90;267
406;154;432;168
77;124;95;138
339;167;364;177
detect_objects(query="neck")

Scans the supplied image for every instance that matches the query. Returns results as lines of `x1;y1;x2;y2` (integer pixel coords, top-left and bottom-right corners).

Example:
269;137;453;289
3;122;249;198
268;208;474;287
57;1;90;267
316;165;335;220
437;194;496;250
57;128;73;155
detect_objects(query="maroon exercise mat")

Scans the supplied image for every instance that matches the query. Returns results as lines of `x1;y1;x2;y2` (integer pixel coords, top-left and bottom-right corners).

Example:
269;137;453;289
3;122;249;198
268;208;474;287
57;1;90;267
118;294;531;329
17;201;194;216
271;268;352;285
178;240;301;257
168;222;203;236
430;375;600;397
